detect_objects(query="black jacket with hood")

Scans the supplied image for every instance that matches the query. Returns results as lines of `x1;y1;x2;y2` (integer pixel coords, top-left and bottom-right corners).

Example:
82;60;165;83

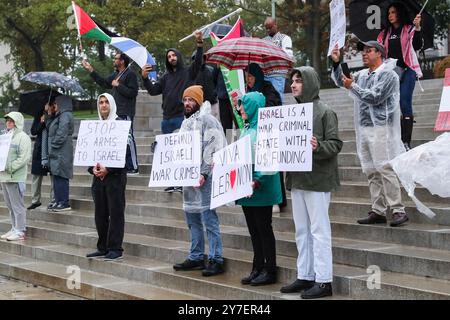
143;47;203;120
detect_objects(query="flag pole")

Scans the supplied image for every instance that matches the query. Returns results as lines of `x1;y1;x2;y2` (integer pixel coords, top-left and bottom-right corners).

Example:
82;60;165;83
419;0;429;15
72;1;86;59
179;8;243;43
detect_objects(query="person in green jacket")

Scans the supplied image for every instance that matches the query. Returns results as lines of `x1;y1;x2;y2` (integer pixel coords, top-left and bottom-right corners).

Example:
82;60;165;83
279;67;342;299
236;91;282;286
0;112;32;241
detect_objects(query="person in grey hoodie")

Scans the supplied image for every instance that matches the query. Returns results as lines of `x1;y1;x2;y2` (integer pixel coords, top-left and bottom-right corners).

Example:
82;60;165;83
280;67;342;299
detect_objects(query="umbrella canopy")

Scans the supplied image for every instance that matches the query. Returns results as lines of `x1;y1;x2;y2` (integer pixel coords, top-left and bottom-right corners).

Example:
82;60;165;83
349;0;435;50
110;37;157;80
205;37;295;73
21;72;86;96
18;89;61;118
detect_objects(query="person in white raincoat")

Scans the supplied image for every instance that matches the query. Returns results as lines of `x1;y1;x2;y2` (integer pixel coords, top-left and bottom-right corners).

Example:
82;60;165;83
331;41;408;227
172;85;228;276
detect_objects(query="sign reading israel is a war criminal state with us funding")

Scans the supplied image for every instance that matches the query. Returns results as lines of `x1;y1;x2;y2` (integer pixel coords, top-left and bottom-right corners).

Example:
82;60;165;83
74;120;131;168
0;132;13;172
210;135;253;210
149;131;201;187
255;103;313;172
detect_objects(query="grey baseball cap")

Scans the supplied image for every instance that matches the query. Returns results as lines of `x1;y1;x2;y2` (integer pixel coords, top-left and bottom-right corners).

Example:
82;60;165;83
357;40;386;58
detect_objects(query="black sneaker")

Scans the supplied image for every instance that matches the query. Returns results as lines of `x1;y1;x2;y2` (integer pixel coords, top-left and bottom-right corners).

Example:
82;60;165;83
174;187;183;193
390;212;409;227
301;282;333;299
173;259;205;271
164;187;175;193
47;202;57;211
86;250;108;258
250;270;277;286
357;211;387;224
241;269;261;285
103;251;123;261
127;169;139;175
51;203;72;212
27;202;41;210
280;279;315;293
202;260;224;277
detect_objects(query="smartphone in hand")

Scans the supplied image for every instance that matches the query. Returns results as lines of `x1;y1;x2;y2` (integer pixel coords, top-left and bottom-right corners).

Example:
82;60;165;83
341;63;351;78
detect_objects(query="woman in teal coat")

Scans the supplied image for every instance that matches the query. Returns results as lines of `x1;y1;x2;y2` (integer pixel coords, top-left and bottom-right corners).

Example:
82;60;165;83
236;91;282;286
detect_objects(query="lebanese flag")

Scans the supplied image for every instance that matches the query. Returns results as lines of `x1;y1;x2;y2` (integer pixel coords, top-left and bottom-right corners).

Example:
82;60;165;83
72;2;111;43
434;68;450;132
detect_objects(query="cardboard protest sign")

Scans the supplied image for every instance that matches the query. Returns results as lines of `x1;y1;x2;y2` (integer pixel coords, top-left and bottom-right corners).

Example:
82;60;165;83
0;132;13;172
255;103;313;172
328;0;346;56
74;120;131;168
210;135;253;209
434;68;450;132
149;131;201;187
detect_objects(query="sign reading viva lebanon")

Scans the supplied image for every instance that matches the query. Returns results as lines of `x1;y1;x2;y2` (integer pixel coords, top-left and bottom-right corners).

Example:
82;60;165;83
210;135;253;210
0;132;13;172
149;131;201;187
74;120;131;168
255;103;313;172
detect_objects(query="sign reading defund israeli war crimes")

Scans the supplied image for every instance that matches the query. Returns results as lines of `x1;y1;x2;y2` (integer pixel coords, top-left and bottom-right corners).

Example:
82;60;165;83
210;135;253;209
74;120;131;168
255;103;313;172
0;132;13;172
149;131;201;187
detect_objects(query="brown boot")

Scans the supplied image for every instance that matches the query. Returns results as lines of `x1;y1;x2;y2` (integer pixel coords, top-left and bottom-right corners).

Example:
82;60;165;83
390;212;409;227
357;211;387;224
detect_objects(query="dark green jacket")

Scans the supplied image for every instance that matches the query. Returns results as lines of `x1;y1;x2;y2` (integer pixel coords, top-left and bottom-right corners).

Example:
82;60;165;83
236;92;282;207
285;67;342;192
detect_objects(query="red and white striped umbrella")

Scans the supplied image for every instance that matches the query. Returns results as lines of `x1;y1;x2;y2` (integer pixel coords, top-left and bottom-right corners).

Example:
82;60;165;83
205;37;295;73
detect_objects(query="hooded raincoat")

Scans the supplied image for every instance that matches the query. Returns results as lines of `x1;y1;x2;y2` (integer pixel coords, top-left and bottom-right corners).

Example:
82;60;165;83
247;63;281;108
180;101;227;213
286;67;342;192
332;59;405;174
0;112;31;183
47;96;74;179
236;92;282;207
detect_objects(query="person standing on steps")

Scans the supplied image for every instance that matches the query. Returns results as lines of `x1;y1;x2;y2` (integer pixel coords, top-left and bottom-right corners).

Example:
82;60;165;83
82;52;139;175
331;41;409;228
86;93;128;262
171;86;227;277
0;112;31;241
141;31;204;193
378;2;423;151
280;67;342;299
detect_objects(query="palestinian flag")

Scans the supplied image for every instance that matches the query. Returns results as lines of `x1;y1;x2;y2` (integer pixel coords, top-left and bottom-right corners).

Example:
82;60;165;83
72;1;111;43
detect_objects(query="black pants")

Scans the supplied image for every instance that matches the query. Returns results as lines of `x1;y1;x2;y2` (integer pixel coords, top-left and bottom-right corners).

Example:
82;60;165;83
279;172;287;209
92;171;127;253
219;98;235;132
242;206;277;273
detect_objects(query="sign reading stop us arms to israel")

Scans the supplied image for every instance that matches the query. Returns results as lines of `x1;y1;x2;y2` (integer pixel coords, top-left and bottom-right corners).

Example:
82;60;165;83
210;135;253;210
255;103;313;172
74;120;131;168
0;132;13;172
149;131;202;187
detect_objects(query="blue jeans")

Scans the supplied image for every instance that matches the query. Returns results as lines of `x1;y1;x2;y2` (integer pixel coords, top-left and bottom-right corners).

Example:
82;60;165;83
400;68;416;117
264;76;286;105
184;210;223;264
161;116;184;134
53;175;69;206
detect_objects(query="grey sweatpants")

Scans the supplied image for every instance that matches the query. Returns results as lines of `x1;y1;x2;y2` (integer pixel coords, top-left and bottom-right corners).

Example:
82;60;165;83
1;182;27;232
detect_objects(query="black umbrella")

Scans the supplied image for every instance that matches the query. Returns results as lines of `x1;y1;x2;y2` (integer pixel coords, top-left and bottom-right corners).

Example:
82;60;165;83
18;89;60;118
349;0;435;50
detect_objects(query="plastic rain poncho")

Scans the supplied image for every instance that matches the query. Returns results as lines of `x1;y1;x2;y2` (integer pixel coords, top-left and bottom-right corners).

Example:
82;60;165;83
390;132;450;218
332;59;405;174
180;101;227;213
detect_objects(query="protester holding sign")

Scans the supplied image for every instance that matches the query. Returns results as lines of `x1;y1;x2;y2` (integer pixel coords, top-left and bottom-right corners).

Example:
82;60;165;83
86;93;128;261
378;2;423;151
0;112;31;241
236;92;282;286
172;85;227;277
331;41;408;227
280;67;342;299
46;96;74;212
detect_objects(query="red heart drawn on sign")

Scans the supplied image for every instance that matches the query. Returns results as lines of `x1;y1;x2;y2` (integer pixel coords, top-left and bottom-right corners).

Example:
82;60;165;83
230;169;237;189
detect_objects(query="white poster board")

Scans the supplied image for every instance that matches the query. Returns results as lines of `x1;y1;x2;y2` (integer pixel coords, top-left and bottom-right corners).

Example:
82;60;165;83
255;103;313;172
210;135;253;209
149;131;201;187
0;132;13;172
328;0;346;57
74;120;131;168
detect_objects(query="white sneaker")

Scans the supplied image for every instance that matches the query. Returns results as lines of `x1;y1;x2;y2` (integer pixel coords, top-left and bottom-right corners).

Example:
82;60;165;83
6;231;25;241
272;205;280;213
1;229;15;240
